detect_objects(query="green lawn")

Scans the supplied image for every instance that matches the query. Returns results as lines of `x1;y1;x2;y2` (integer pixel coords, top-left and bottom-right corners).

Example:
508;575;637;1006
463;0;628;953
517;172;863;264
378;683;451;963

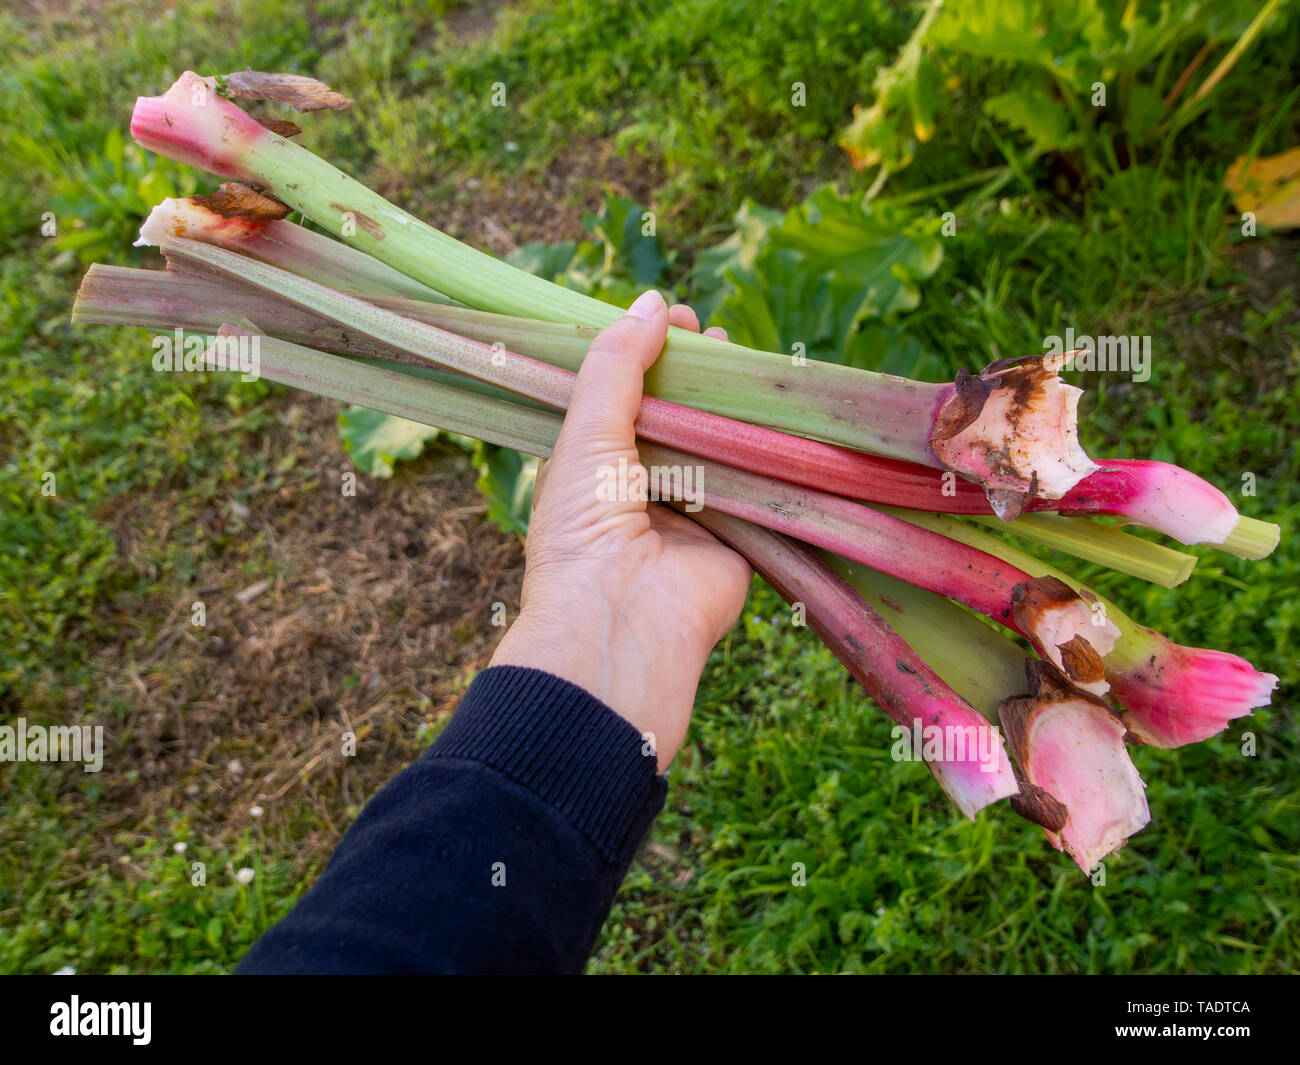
2;0;1297;973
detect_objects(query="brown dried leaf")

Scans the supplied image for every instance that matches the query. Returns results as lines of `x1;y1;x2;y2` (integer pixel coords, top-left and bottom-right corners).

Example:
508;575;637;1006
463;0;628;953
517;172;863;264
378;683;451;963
929;368;990;443
1009;779;1069;832
214;70;353;113
192;182;292;222
254;116;304;138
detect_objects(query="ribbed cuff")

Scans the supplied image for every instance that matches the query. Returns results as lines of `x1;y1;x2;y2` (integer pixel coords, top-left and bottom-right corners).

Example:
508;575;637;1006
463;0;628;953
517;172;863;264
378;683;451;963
428;666;666;864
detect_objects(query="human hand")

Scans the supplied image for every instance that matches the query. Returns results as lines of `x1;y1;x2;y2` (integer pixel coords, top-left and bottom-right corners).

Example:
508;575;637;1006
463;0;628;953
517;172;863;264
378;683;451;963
489;290;753;772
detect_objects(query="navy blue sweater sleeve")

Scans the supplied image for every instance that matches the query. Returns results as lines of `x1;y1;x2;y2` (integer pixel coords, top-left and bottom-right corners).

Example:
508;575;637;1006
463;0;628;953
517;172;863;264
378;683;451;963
236;666;668;974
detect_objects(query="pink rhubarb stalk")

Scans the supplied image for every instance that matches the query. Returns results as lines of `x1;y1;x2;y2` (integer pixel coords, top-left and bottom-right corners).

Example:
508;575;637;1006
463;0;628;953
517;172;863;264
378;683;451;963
874;454;1249;550
1041;458;1241;547
690;508;1020;818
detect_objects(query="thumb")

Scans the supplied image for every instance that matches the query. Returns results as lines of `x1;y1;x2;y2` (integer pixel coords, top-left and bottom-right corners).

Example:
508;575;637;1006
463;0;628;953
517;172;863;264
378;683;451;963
557;289;667;454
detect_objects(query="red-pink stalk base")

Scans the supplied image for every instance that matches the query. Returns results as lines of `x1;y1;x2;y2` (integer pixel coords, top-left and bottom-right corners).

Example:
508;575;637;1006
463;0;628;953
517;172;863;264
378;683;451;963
131;72;268;180
1109;631;1279;748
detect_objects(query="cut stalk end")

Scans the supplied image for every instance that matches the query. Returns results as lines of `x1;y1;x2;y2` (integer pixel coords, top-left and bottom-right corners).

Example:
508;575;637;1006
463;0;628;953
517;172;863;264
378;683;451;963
1011;576;1120;696
1000;663;1150;874
131;72;267;179
1218;514;1281;560
930;354;1099;505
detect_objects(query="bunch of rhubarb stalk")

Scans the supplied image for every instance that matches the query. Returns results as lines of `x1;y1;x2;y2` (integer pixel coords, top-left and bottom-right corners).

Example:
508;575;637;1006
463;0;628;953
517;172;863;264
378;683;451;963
73;71;1282;873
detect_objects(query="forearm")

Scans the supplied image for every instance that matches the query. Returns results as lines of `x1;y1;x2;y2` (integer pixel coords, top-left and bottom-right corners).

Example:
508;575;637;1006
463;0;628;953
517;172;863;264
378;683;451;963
237;666;666;974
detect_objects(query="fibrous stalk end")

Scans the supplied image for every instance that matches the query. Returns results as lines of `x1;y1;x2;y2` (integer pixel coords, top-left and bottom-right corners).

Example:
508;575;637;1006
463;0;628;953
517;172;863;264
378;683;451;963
930;353;1099;509
1000;663;1150;874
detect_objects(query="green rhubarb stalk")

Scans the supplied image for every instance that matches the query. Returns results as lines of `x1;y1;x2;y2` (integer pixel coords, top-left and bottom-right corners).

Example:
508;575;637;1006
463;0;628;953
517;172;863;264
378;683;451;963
969;513;1196;588
132;198;1279;557
79;259;1216;577
129;74;935;454
1218;514;1282;561
823;557;1032;723
76;260;605;366
78;259;1097;520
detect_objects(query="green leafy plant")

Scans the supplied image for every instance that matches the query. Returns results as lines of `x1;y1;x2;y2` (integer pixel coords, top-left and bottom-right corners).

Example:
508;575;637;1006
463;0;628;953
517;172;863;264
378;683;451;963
43;127;197;264
338;407;450;479
700;188;944;375
840;0;1287;190
509;194;671;305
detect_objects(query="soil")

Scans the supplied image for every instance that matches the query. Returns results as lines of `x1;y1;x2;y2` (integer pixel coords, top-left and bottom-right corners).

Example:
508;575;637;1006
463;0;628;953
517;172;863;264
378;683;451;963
376;134;665;253
89;393;525;867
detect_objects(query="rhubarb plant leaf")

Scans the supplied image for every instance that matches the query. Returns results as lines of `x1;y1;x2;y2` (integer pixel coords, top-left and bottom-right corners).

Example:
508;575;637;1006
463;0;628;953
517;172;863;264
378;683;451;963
508;195;668;299
928;0;1109;83
846;323;943;380
508;240;580;281
769;188;943;317
688;200;784;324
337;407;452;479
705;190;941;369
983;88;1077;154
471;445;537;538
583;195;669;287
708;249;842;361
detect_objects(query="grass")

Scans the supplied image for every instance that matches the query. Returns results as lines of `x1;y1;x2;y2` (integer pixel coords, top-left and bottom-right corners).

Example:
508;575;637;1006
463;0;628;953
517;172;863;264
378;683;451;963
1;0;1297;973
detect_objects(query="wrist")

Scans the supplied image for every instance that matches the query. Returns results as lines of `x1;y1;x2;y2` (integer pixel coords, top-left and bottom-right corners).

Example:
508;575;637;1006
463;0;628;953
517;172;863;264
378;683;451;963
490;601;703;771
